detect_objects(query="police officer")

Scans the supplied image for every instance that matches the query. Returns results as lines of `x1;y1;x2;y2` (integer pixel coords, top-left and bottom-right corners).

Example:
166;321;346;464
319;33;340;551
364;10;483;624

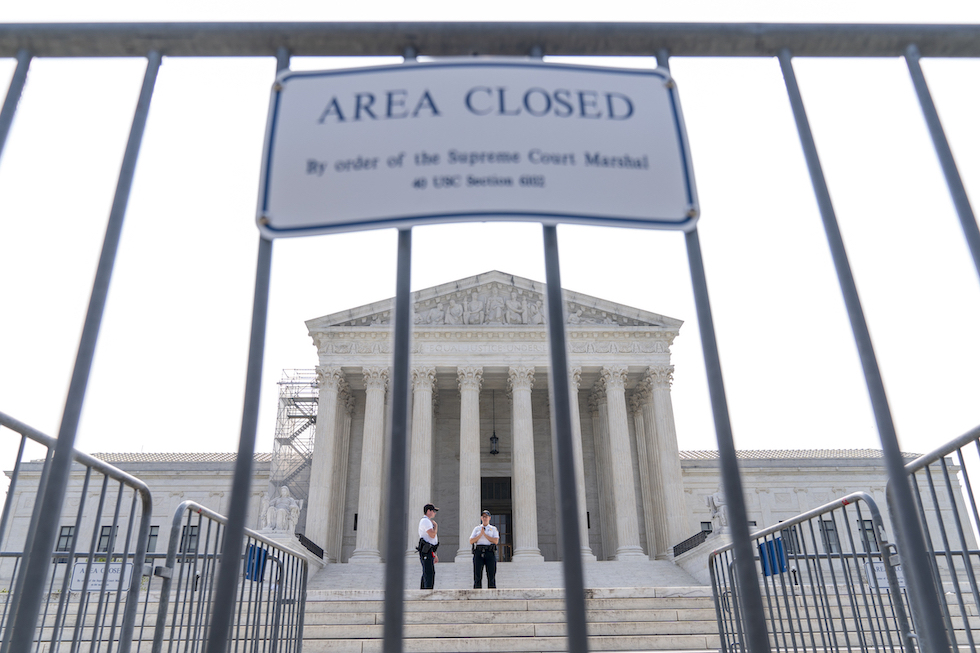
418;504;439;589
469;509;499;588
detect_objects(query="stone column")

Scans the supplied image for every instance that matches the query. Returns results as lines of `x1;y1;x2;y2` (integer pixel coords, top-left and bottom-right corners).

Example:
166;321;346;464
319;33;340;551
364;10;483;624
328;384;353;563
457;366;483;559
407;367;436;556
307;366;343;555
569;368;596;560
639;380;668;559
509;366;543;561
590;385;617;560
349;366;388;563
630;390;657;559
600;366;645;559
648;365;689;551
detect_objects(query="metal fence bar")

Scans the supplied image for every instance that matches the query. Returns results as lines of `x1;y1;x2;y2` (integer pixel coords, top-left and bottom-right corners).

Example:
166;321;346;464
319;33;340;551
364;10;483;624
6;23;980;58
206;46;289;653
542;224;589;653
904;43;980;283
381;227;412;653
7;49;161;653
777;48;951;653
0;48;29;159
684;223;770;653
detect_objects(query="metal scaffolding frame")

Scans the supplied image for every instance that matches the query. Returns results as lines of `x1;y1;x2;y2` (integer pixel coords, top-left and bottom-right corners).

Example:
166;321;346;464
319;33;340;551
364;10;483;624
269;369;318;531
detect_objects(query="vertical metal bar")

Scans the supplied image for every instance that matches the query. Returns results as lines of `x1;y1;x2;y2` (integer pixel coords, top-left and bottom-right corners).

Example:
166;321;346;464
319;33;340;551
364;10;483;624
8;49;161;653
0;435;28;545
541;224;589;653
655;46;770;653
0;49;30;159
777;48;951;653
684;225;770;653
382;227;412;653
904;44;980;282
205;46;288;653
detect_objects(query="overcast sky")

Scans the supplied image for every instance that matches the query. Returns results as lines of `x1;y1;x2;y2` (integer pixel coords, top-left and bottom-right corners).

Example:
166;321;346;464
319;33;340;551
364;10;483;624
1;2;979;474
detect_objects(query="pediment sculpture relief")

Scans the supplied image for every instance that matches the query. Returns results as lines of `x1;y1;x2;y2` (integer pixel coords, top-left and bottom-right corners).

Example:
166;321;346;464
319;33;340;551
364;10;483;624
415;286;547;326
327;282;658;328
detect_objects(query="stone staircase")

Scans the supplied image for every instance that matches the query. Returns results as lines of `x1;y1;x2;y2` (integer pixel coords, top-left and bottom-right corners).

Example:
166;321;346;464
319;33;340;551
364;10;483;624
302;586;720;652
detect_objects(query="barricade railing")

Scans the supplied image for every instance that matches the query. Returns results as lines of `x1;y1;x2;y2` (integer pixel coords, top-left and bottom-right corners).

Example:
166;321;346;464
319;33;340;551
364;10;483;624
149;501;307;653
709;491;912;653
888;423;980;653
0;411;153;653
5;22;980;653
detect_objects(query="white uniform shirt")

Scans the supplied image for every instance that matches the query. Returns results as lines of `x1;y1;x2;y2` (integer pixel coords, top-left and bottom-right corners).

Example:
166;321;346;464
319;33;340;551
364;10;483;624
470;524;499;546
419;516;438;545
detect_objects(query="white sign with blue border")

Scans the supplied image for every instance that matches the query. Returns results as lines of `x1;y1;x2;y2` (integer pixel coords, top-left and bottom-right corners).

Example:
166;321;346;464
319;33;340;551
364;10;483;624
257;60;698;238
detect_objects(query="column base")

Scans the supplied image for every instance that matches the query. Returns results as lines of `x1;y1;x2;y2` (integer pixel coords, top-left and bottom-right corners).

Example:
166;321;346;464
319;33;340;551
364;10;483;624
347;549;382;563
456;548;473;561
615;546;647;560
580;549;597;562
511;549;545;562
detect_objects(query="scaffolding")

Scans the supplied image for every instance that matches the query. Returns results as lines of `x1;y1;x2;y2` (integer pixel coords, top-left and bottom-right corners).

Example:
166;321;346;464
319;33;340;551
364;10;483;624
271;369;318;533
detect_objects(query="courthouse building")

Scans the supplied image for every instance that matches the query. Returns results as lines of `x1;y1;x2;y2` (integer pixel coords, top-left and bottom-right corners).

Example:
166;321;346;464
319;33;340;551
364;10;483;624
5;270;959;585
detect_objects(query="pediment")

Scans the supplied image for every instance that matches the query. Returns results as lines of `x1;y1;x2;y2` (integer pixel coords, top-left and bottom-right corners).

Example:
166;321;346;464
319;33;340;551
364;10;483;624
305;271;682;331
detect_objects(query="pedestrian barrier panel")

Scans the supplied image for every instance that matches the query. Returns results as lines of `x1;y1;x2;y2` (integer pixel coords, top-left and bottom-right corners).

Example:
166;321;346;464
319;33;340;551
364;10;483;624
709;491;913;653
4;23;980;653
888;424;980;653
149;501;307;653
0;411;152;653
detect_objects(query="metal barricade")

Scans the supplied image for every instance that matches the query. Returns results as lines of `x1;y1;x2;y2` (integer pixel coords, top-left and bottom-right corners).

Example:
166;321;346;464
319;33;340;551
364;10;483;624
888;424;980;653
709;491;912;653
150;501;307;653
5;23;980;653
0;411;152;653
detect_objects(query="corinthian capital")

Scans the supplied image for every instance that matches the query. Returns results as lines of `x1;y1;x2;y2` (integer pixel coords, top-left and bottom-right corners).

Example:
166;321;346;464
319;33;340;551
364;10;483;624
600;365;629;390
508;366;535;392
628;391;645;415
363;366;389;391
411;366;437;392
315;365;344;391
457;366;483;392
569;366;582;390
645;365;674;390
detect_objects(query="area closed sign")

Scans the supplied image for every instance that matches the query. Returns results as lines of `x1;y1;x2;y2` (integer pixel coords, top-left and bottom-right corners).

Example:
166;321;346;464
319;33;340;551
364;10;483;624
257;60;698;237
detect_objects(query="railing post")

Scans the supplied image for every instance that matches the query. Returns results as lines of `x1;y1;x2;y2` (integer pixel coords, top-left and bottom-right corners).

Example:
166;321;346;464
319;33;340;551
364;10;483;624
778;47;951;653
6;49;161;653
904;43;980;285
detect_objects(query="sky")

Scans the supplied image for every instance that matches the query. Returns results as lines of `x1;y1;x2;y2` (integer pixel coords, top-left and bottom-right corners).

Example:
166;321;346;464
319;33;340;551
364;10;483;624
1;2;980;479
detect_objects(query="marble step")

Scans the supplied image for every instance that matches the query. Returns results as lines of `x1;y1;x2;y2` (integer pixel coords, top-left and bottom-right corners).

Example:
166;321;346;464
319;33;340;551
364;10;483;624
302;633;720;653
304;607;719;625
304;620;720;639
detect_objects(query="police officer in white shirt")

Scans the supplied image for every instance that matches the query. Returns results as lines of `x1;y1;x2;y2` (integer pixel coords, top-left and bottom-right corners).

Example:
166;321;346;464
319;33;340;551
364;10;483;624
417;503;439;589
469;509;499;588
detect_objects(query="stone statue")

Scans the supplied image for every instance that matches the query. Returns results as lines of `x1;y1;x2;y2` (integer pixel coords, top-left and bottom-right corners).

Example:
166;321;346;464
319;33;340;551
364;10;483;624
505;292;525;324
705;489;728;535
445;299;464;325
417;302;445;325
262;486;303;533
486;288;505;324
527;300;545;325
464;292;484;325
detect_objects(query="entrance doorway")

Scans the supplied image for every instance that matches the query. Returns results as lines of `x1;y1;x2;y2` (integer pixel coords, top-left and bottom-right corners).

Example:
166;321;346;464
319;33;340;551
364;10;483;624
481;477;512;562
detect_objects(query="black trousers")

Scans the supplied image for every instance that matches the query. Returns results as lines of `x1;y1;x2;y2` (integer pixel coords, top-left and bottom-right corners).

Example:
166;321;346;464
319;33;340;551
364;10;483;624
473;545;496;588
419;550;436;589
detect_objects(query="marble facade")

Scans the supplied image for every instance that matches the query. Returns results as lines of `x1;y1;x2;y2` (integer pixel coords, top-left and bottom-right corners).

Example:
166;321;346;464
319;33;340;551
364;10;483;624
303;270;690;564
